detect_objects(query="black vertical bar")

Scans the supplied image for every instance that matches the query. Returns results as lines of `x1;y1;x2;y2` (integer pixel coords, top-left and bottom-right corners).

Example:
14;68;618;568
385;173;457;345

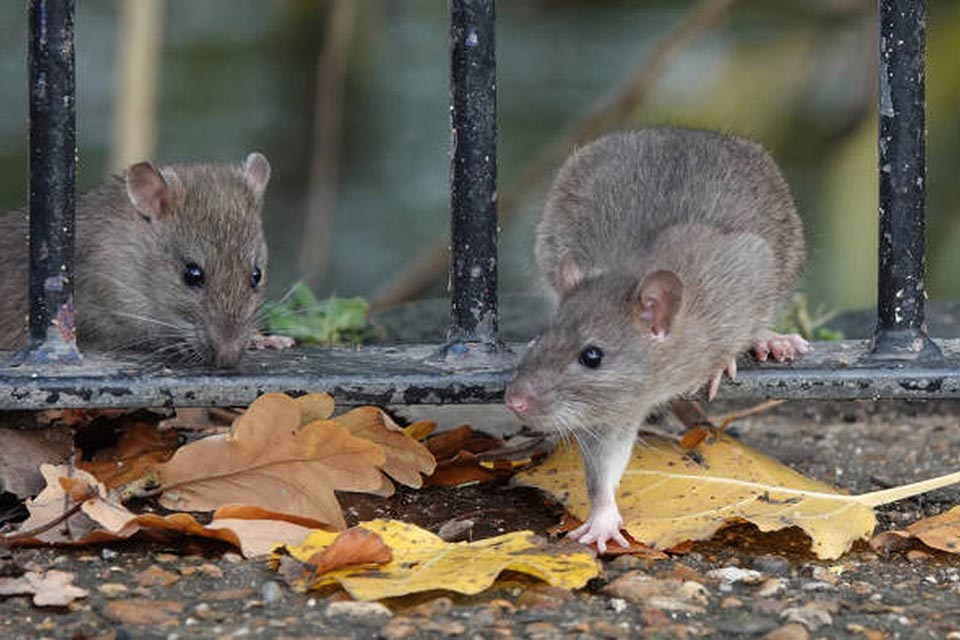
25;0;81;363
445;0;501;357
871;0;939;360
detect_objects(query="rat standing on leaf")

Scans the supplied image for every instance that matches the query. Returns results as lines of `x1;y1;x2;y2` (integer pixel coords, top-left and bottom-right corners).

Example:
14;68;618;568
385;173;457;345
0;153;286;367
505;128;809;552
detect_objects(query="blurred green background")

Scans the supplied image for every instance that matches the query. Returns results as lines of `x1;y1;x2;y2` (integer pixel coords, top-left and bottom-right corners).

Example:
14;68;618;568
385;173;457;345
0;0;958;325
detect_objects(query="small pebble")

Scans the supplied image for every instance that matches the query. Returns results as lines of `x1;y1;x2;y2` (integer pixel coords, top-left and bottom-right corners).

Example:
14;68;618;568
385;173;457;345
260;580;284;604
325;601;393;625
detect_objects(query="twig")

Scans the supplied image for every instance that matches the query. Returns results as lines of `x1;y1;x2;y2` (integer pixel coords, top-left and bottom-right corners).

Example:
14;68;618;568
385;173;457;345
713;399;786;431
0;490;94;546
299;0;358;285
370;0;740;309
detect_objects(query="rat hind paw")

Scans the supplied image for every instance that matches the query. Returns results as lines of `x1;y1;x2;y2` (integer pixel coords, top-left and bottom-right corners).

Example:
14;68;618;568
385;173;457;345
567;506;629;554
752;330;810;363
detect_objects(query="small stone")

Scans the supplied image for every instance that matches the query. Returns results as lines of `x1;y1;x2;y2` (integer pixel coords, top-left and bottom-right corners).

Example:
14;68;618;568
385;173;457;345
781;601;838;631
752;555;791;576
609;597;628;613
590;620;632;639
608;555;644;572
136;566;180;588
763;622;810;640
707;567;764;585
260;581;284;604
906;549;932;562
437;518;474;542
97;583;129;597
192;602;226;621
517;584;574;610
603;571;708;612
810;565;840;584
221;552;243;564
153;553;179;563
800;581;838;592
720;596;743;609
755;578;786;598
405;596;453;617
198;563;223;579
419;620;467;636
380;616;418;639
325;601;393;625
525;621;563;640
101;548;118;561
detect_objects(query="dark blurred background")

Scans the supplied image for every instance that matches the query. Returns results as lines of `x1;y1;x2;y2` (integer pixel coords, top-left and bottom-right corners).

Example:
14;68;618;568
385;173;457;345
0;0;958;321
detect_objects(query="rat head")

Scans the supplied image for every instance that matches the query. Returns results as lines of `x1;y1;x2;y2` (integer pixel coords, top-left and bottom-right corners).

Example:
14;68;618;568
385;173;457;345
505;268;683;435
119;152;271;367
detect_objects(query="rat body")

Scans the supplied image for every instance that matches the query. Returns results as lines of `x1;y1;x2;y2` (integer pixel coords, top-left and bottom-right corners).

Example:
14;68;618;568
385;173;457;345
505;128;808;552
0;153;272;367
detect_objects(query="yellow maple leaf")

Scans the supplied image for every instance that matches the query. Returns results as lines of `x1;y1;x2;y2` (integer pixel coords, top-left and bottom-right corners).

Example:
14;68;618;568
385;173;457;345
517;434;877;559
276;520;599;600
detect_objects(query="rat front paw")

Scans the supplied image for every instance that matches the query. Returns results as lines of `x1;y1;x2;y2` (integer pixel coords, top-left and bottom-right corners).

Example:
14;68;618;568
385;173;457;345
567;506;629;554
251;333;296;351
752;330;810;363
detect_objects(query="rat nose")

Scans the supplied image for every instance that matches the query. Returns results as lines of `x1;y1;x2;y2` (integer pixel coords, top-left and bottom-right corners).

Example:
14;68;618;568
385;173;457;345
505;386;533;415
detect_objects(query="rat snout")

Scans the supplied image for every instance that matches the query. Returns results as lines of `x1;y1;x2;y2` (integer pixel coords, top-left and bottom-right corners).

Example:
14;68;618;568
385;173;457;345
213;340;247;368
505;381;536;416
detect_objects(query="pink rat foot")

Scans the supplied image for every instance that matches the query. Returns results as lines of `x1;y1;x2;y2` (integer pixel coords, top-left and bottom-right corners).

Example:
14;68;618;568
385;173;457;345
706;358;738;401
752;330;810;363
251;332;296;351
567;503;629;554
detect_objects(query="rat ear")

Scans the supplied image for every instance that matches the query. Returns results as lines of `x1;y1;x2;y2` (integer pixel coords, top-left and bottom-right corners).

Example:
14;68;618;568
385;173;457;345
635;270;683;338
555;257;585;294
126;162;171;220
243;152;271;199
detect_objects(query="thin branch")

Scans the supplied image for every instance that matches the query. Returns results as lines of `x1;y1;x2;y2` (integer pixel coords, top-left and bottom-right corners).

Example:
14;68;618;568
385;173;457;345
369;0;740;309
299;0;358;286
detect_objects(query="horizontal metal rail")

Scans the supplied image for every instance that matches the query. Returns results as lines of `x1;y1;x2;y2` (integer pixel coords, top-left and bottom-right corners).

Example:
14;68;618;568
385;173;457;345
2;339;960;410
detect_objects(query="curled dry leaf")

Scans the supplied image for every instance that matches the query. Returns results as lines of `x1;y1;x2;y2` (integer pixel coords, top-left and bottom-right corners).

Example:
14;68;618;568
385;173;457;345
330;405;436;488
517;434;878;559
155;393;387;529
872;505;960;555
275;519;600;600
308;527;393;576
76;422;180;489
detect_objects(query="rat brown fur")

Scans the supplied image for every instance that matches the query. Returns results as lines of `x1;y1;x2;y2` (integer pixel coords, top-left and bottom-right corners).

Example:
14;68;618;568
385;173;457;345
505;128;808;552
0;153;272;367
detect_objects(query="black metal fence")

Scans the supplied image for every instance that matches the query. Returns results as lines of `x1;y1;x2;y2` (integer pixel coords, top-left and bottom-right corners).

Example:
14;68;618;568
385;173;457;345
1;0;958;411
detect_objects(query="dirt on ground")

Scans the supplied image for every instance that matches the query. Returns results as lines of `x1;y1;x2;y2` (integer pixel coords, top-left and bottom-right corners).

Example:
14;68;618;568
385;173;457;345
2;399;960;639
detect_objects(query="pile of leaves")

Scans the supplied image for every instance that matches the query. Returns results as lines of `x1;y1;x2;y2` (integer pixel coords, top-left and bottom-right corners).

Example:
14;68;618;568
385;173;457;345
2;394;960;607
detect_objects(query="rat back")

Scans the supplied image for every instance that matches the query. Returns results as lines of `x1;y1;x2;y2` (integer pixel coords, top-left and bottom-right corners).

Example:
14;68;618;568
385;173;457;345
535;128;804;300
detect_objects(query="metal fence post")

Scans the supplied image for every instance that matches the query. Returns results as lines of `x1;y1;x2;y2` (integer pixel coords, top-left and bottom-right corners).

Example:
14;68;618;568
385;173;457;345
23;0;81;364
871;0;939;360
442;0;504;362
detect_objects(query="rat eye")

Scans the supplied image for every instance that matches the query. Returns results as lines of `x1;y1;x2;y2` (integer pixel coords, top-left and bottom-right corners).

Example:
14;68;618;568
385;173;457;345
578;345;604;369
250;266;262;288
182;262;205;288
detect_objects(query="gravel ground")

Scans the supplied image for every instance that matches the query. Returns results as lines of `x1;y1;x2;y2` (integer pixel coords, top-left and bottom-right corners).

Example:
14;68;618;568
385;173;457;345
2;399;960;639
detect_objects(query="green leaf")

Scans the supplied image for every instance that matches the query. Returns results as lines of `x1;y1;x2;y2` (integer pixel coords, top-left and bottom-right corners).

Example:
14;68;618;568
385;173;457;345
263;283;373;346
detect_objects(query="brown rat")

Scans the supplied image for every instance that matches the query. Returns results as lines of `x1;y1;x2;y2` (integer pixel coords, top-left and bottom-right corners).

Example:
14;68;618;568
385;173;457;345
505;128;808;552
0;152;272;367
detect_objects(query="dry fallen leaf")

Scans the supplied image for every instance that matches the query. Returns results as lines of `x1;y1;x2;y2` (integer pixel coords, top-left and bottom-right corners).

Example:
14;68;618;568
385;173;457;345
275;519;600;600
0;426;73;498
517;434;878;559
331;406;436;488
155;393;388;529
307;527;393;575
0;570;88;607
873;505;960;555
77;422;180;489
